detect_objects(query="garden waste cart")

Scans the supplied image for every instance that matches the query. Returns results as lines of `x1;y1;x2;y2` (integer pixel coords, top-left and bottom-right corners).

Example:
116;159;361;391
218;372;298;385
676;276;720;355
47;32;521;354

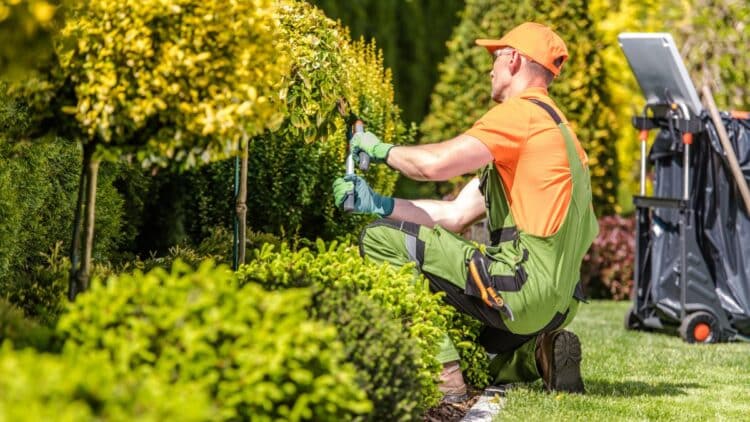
620;33;750;343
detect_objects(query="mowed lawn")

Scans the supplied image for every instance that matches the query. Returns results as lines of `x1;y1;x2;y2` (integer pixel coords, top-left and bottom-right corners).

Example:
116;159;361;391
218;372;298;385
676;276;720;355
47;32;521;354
498;301;750;420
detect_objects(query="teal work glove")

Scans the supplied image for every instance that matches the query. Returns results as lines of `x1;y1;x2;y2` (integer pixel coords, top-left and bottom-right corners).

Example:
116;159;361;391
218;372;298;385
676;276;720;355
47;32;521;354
332;175;394;216
351;131;394;164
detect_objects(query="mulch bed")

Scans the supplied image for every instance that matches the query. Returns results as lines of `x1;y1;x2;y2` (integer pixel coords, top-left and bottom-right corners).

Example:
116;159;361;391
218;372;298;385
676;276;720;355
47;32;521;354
423;387;483;422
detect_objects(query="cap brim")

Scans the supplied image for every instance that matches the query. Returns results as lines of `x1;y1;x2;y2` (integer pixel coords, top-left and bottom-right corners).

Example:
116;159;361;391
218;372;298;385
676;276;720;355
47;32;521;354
475;39;506;52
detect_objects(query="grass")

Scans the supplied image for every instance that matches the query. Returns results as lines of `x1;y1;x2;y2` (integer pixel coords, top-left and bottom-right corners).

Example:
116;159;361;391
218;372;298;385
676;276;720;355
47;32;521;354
497;301;750;421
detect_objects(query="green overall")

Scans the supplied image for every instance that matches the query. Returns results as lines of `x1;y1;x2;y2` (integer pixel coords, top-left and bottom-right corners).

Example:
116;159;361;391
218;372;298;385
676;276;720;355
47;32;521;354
359;99;598;384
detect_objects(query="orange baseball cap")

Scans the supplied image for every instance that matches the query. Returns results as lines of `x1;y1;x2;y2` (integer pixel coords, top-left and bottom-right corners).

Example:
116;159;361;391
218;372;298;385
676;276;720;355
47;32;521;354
476;22;569;76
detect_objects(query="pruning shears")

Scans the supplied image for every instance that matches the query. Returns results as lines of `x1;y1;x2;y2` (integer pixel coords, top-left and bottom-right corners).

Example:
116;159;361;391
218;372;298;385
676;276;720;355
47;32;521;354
337;98;370;212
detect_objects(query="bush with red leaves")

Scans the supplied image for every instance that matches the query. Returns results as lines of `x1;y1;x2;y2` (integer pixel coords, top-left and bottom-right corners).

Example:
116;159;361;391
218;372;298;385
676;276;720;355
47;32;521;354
581;215;636;300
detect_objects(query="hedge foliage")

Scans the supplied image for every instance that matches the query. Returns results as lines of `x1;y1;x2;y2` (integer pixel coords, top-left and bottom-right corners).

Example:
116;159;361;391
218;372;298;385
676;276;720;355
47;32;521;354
0;344;214;421
237;240;493;403
137;1;415;243
243;1;413;239
59;260;370;421
0;135;130;322
54;0;289;167
313;286;424;421
238;241;446;408
421;0;619;215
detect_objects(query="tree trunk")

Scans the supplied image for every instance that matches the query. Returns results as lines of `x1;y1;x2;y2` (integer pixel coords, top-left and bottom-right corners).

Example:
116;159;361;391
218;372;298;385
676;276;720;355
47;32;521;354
76;148;100;297
235;137;249;267
68;143;92;300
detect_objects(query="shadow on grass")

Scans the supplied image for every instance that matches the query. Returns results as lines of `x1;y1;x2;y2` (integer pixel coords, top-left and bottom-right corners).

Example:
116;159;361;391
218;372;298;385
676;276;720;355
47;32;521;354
584;379;703;397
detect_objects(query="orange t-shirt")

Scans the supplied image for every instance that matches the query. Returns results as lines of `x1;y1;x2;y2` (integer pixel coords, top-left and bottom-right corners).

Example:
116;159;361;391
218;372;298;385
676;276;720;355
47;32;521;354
464;87;588;237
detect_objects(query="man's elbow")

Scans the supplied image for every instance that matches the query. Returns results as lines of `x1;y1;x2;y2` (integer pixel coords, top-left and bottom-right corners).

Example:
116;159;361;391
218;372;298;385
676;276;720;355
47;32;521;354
414;162;451;181
440;211;472;234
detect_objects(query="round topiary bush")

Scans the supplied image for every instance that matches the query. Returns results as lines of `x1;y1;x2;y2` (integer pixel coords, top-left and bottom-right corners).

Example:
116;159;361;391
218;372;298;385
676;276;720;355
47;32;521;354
58;260;370;420
137;1;416;246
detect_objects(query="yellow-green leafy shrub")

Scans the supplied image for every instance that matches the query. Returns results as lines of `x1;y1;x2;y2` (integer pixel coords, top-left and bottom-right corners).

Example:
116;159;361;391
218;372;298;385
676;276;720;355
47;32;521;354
59;260;370;420
313;286;425;421
421;0;619;215
238;241;446;408
0;344;213;421
128;1;415;242
54;0;289;167
237;240;493;405
242;1;414;239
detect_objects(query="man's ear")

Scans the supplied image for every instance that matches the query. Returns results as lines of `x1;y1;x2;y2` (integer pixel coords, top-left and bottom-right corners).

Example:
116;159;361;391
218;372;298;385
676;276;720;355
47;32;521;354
509;51;523;74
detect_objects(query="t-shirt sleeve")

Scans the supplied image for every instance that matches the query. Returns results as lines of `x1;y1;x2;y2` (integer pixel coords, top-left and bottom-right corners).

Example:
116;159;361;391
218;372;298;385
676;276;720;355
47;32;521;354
463;101;527;167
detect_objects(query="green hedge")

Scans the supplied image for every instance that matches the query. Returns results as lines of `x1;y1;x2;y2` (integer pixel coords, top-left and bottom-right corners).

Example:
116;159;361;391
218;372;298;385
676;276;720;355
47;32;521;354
313;286;424;421
0;137;125;275
133;162;234;254
238;241;447;408
0;136;130;322
255;1;412;240
0;344;213;421
58;260;370;420
237;240;493;403
421;0;619;215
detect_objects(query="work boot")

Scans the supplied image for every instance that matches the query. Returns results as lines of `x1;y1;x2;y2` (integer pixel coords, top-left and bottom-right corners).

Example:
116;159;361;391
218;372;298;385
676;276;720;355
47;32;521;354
535;330;585;393
439;360;468;403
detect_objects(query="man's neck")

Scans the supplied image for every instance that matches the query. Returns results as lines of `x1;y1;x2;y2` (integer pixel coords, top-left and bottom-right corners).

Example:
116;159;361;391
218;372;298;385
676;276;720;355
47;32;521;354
506;79;548;100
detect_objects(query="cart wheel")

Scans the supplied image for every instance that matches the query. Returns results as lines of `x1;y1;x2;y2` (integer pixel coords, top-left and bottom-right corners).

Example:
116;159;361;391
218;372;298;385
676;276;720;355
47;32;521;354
679;311;719;344
624;306;641;330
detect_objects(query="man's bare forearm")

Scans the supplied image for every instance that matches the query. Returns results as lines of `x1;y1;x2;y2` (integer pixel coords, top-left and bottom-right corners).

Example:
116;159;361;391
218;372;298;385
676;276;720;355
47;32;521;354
385;135;494;182
387;178;487;233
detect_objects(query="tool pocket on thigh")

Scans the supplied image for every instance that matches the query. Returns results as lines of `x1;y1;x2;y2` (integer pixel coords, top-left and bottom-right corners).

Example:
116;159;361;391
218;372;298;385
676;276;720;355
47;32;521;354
464;250;526;321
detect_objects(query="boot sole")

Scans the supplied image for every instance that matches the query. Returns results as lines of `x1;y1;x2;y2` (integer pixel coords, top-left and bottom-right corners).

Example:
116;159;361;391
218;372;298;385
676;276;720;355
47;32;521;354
550;331;585;393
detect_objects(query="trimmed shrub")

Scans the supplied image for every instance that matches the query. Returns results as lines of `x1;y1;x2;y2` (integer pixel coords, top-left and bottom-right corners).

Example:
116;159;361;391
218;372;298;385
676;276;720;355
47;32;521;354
581;215;635;300
138;1;416;245
134;161;234;254
0;138;125;275
238;241;446;408
448;313;490;388
314;286;424;421
421;0;620;215
54;0;289;166
238;240;493;403
247;1;413;239
0;344;214;421
58;260;370;420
